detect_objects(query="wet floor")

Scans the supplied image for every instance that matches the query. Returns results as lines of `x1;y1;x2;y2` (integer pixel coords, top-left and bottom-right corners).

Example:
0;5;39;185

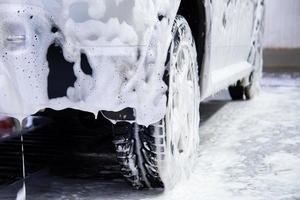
0;70;300;200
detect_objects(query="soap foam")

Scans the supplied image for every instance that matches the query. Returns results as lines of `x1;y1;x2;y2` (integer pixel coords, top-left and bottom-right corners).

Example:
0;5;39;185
0;0;180;126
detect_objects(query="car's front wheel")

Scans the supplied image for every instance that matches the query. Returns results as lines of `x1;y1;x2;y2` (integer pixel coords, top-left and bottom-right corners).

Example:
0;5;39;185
112;16;200;189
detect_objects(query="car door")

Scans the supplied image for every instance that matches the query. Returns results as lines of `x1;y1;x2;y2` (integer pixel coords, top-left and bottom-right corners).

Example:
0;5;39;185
203;0;257;98
210;0;241;71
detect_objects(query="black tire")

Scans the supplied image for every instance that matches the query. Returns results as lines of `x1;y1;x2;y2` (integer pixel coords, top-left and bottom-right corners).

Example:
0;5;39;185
113;122;164;188
228;82;245;100
113;16;200;189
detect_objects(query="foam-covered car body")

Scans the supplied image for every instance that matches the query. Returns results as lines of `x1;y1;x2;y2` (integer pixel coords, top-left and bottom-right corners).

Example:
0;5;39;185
0;0;264;126
0;0;182;125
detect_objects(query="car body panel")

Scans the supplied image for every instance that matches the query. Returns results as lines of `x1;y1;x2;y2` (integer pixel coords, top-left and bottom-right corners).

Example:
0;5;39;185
0;0;180;126
200;0;264;99
0;0;264;126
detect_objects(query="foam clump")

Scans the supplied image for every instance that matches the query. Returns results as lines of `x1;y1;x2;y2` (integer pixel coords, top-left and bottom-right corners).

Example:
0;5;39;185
0;0;179;126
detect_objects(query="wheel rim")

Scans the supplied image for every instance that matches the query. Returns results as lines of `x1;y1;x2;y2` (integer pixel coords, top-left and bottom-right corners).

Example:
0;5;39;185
160;41;200;187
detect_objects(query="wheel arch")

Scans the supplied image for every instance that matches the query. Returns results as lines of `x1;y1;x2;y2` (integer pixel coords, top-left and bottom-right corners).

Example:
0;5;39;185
101;2;208;123
177;0;207;77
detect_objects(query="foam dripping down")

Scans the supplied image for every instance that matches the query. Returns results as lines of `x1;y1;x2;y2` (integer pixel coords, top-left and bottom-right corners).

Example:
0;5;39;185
16;131;26;200
0;0;180;127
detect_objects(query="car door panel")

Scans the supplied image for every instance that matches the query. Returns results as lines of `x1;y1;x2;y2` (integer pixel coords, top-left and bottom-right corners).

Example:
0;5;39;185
202;0;257;98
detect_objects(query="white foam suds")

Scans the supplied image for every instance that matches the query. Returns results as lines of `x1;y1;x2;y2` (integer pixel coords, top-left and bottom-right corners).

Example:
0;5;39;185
0;0;180;126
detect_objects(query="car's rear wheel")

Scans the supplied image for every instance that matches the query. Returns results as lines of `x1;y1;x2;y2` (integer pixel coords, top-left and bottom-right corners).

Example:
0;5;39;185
228;81;245;100
229;8;264;101
112;16;200;189
228;33;264;101
245;16;264;100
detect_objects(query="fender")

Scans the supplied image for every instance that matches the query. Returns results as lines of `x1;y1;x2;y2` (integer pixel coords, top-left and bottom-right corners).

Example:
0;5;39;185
0;0;181;126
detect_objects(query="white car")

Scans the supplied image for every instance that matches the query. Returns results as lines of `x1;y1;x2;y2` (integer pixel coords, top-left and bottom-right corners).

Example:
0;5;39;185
0;0;265;188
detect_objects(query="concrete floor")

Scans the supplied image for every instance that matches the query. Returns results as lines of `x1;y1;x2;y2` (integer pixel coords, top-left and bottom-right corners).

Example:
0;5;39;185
0;70;300;200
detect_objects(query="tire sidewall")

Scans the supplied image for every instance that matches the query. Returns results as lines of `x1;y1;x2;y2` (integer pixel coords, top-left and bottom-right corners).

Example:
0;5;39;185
158;16;200;188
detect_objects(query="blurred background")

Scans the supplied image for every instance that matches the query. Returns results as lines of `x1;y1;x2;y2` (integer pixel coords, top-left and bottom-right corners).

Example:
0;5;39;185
264;0;300;68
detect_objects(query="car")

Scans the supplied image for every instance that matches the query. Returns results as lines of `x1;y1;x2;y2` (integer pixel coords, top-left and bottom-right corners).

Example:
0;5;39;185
0;0;265;189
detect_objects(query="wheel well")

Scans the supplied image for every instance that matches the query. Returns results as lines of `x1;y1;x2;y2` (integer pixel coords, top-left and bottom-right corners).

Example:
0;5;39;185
178;0;206;74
